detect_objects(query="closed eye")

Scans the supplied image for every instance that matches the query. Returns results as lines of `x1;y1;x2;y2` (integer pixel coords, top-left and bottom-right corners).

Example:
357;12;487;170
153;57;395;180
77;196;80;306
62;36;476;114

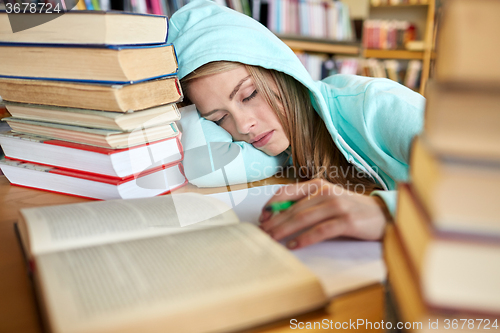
243;90;257;102
214;114;227;125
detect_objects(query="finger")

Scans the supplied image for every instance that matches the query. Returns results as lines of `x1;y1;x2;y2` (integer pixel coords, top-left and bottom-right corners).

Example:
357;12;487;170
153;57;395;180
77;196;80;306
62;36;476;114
268;201;343;241
259;179;329;223
286;218;349;250
260;193;328;232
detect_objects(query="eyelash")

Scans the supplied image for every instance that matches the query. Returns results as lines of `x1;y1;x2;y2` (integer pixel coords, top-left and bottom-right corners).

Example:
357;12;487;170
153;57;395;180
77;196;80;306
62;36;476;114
214;90;258;125
243;90;257;102
214;115;226;126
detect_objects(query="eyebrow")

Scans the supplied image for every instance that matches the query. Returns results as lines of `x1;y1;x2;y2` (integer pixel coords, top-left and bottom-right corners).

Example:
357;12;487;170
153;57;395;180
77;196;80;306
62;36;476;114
229;75;251;100
199;75;251;117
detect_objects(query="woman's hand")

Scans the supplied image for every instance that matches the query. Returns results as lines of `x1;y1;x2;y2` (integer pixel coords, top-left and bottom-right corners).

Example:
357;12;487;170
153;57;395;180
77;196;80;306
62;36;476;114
258;179;390;249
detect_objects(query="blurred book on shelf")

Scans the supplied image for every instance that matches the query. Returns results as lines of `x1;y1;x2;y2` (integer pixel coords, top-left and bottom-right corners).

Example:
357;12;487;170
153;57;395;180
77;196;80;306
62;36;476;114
361;58;422;89
363;19;418;50
254;0;354;41
294;52;359;81
295;51;422;91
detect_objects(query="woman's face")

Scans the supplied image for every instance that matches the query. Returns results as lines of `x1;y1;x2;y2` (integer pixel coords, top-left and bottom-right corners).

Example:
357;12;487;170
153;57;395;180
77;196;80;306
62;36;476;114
186;67;290;156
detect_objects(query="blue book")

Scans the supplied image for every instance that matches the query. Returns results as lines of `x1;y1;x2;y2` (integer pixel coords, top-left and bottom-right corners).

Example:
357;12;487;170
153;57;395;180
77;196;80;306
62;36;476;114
0;10;169;45
0;42;178;84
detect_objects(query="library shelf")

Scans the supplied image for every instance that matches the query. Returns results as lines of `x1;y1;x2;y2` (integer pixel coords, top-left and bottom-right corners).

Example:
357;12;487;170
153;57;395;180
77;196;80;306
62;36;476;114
370;3;429;8
363;49;424;59
370;3;428;8
277;34;361;55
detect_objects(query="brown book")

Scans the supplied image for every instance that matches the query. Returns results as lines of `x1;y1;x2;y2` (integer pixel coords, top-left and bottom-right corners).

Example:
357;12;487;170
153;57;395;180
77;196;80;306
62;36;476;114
0;76;182;112
385;223;499;332
410;136;500;237
0;11;168;45
434;0;500;86
0;44;178;83
395;183;500;315
2;101;180;131
3;117;179;149
16;194;328;333
424;81;500;160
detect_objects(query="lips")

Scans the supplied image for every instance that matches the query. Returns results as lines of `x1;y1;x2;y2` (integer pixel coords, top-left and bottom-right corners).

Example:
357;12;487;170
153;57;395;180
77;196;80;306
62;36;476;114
251;131;274;148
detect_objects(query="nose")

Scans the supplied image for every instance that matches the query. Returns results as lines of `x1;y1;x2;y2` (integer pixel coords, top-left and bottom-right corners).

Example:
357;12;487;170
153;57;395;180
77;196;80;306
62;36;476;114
233;111;256;135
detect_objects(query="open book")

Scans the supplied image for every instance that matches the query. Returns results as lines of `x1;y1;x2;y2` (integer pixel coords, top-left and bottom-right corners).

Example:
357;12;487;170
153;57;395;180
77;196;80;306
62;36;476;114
17;193;328;333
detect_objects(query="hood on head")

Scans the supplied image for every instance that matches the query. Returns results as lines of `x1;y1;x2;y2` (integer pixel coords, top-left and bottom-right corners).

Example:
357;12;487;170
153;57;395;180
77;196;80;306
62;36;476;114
166;0;333;131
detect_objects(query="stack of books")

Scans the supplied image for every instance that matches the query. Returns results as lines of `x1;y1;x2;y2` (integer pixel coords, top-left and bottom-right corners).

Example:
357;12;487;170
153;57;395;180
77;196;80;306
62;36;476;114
0;11;187;200
386;0;500;331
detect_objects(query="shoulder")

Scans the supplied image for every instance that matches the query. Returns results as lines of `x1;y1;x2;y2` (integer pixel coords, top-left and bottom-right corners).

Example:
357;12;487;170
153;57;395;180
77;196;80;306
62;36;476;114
317;74;425;122
319;74;424;102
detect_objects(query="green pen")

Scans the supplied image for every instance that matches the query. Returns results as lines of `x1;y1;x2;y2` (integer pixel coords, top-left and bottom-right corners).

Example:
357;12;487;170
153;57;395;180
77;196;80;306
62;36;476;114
265;200;296;213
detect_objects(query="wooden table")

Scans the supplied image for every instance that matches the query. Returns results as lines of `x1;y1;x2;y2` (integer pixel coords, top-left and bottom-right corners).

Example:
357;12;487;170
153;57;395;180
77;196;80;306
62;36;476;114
0;176;385;333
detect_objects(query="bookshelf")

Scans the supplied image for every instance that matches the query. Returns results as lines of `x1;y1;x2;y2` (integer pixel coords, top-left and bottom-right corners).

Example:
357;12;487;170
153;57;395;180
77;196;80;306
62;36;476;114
363;49;423;59
370;2;428;8
277;35;361;55
365;0;436;95
271;1;436;94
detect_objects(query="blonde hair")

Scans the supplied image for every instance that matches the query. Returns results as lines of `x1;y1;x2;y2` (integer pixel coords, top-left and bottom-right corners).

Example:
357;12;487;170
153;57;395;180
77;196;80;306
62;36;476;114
181;61;381;194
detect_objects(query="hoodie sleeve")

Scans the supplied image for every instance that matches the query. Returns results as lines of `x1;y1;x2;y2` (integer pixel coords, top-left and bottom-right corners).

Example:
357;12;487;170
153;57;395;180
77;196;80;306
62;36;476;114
178;105;288;187
360;79;425;217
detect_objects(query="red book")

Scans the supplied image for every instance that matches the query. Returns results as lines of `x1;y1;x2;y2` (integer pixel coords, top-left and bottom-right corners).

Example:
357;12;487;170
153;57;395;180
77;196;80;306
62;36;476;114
0;158;187;200
0;131;183;178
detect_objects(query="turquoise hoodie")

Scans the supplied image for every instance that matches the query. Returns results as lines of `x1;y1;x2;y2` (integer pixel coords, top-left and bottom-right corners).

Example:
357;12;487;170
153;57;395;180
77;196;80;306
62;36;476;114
167;0;425;216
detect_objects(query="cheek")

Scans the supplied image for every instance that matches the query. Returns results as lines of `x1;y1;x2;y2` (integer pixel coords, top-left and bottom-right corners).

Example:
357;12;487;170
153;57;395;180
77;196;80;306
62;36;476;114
220;121;244;141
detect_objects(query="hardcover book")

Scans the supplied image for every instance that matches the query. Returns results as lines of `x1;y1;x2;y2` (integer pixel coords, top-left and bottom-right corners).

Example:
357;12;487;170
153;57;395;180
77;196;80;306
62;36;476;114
410;136;500;236
424;81;500;160
0;131;183;178
0;158;187;200
4;117;179;149
0;76;183;112
16;194;328;333
434;0;500;86
0;11;169;45
385;224;498;332
2;101;181;131
0;43;178;84
395;184;500;315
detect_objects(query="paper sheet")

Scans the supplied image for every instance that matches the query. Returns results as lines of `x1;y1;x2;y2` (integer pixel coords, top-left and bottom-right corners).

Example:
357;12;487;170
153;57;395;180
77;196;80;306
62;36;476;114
207;185;387;298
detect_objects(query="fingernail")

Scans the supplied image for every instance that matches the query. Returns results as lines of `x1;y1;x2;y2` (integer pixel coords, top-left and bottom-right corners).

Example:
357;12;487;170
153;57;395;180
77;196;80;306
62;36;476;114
287;240;298;249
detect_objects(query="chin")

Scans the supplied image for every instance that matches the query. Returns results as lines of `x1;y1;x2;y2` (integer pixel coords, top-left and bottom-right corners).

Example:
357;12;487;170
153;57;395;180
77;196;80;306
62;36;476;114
262;143;289;157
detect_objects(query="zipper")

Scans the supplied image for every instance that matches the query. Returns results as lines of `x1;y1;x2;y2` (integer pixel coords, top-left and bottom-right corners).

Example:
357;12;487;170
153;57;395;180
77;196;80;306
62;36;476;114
337;135;389;191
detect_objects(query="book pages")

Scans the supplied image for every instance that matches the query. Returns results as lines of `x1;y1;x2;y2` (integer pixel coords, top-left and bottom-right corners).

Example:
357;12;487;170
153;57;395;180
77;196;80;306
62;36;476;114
36;224;326;333
21;193;238;255
207;185;386;298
